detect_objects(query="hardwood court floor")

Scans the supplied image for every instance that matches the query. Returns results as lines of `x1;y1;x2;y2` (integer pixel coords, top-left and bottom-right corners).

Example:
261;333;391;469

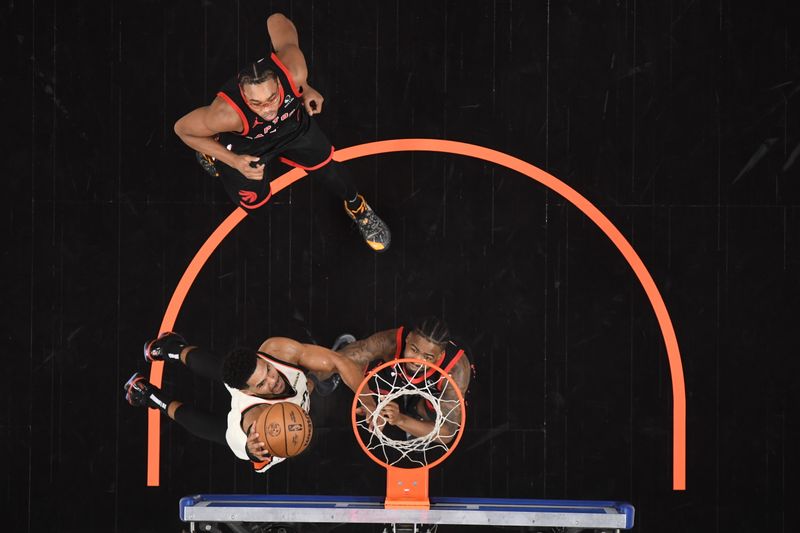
7;1;798;532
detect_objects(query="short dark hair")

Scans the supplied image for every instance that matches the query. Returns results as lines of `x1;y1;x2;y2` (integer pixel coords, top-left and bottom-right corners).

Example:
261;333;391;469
238;59;278;86
222;347;258;390
411;317;450;348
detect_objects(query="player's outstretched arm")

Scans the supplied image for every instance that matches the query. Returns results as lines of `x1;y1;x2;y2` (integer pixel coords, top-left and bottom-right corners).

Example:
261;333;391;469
379;402;435;437
267;13;323;115
386;355;472;443
337;329;399;370
434;355;471;442
261;337;365;394
174;99;264;179
267;14;306;81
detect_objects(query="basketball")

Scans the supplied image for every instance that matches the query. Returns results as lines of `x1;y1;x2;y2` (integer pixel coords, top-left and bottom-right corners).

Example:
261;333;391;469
254;402;313;458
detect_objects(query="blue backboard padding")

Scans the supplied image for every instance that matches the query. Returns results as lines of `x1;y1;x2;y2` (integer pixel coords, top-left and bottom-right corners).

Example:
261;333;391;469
181;493;635;525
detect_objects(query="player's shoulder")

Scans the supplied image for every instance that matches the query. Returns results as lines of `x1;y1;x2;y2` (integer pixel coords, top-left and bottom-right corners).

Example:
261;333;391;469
377;327;402;353
447;339;470;360
258;337;303;365
447;340;473;377
209;95;245;129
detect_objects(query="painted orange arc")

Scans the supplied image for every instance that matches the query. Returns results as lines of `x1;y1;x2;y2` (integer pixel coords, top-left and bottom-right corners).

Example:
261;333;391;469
147;138;686;491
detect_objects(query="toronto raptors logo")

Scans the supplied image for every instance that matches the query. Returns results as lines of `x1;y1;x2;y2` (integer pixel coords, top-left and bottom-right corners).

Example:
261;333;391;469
267;422;281;437
239;190;258;204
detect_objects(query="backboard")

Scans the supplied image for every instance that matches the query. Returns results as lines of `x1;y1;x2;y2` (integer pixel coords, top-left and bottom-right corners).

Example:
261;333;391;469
180;493;635;530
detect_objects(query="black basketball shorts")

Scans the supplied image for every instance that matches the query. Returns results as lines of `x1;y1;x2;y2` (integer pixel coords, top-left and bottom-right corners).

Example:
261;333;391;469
216;116;335;210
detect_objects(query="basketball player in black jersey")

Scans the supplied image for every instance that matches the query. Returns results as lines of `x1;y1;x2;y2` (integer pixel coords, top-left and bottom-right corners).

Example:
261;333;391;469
174;13;390;252
314;318;472;443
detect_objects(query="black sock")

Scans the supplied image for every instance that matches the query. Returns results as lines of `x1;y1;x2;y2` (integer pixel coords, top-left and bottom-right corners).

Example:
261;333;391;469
145;385;175;414
184;347;224;381
308;161;359;201
173;404;228;446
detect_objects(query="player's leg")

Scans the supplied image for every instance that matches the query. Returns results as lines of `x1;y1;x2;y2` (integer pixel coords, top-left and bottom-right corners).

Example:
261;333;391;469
171;404;227;446
216;156;275;210
316;161;392;253
279;117;391;252
144;332;223;381
123;372;227;446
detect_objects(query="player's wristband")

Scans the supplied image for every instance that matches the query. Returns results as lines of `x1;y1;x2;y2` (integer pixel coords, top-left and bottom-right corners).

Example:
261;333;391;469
250;456;273;472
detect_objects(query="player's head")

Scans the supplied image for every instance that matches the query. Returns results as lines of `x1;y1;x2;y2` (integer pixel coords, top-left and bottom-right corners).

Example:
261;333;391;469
222;347;286;396
403;317;450;371
237;59;282;121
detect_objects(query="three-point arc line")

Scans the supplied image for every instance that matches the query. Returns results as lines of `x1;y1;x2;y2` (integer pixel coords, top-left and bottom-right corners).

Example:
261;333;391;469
146;138;687;490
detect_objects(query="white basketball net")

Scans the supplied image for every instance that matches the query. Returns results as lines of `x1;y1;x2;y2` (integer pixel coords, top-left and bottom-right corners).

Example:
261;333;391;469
355;361;463;468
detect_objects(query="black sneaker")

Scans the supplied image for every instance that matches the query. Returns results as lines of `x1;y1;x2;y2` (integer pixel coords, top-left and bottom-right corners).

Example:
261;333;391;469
143;332;187;363
331;333;356;352
345;195;391;252
123;372;168;411
312;333;355;396
195;151;220;178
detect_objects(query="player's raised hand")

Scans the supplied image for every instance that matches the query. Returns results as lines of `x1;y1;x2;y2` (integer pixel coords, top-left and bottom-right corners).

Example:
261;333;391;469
246;424;271;461
380;401;403;426
302;85;324;115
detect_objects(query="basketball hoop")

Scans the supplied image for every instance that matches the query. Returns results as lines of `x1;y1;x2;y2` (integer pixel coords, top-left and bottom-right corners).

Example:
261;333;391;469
351;358;466;510
182;357;634;530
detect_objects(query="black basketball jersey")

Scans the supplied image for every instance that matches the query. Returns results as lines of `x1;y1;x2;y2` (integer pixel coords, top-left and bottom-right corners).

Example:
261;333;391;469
366;327;471;423
216;53;307;157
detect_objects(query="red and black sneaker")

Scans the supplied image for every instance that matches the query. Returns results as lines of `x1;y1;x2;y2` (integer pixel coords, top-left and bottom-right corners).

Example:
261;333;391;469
123;372;169;411
143;332;187;363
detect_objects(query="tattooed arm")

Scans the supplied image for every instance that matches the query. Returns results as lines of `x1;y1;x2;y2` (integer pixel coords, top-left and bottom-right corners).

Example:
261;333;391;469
310;328;398;386
337;329;399;371
381;352;471;443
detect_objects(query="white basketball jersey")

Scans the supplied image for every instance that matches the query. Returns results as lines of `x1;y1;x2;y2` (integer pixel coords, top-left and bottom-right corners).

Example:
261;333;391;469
225;352;310;469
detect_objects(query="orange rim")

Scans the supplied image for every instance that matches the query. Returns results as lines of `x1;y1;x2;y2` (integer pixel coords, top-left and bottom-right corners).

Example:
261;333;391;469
350;358;466;472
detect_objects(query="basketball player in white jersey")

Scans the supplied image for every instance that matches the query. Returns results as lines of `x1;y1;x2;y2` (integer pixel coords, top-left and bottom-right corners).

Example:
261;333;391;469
124;332;361;472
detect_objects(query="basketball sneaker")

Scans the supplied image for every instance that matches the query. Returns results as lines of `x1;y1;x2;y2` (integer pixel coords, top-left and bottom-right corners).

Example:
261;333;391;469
311;333;355;396
345;195;391;252
195;151;220;177
143;332;187;363
331;333;356;352
123;372;170;411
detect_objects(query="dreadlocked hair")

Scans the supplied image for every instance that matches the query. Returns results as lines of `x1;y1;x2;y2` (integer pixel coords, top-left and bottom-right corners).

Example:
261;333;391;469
237;58;278;86
222;347;259;390
412;316;451;347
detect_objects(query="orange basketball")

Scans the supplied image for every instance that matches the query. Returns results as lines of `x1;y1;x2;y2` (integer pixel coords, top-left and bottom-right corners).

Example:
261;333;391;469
254;402;313;458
